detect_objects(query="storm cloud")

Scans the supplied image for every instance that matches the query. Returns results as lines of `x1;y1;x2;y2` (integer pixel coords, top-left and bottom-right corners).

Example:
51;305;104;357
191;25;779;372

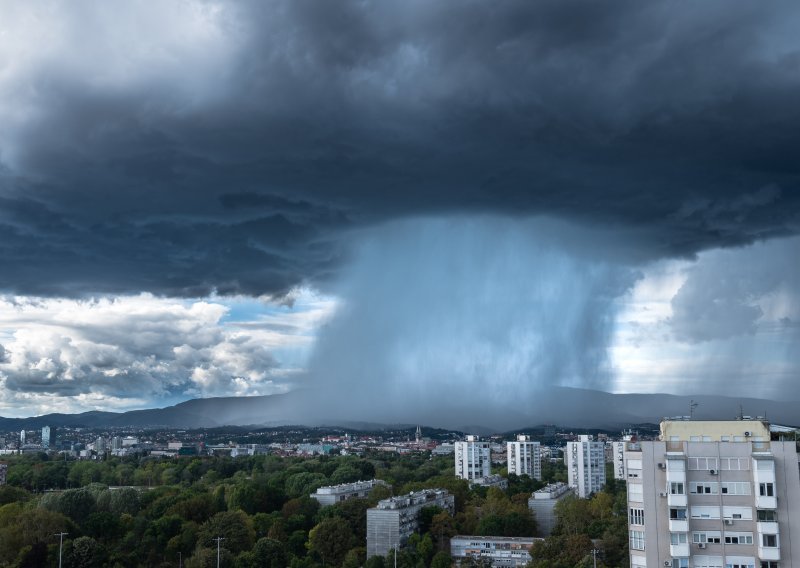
1;1;799;297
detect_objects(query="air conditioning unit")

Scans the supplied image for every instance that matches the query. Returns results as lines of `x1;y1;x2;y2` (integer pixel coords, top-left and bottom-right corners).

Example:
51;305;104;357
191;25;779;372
659;492;668;497
664;561;672;567
744;431;752;437
725;519;734;525
709;469;717;475
657;463;665;469
697;543;707;549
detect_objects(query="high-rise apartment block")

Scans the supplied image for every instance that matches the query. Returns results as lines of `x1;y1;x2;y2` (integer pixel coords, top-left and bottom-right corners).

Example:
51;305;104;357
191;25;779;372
366;489;455;558
566;435;606;498
455;435;491;481
41;426;54;449
507;435;542;480
624;419;800;568
19;430;26;446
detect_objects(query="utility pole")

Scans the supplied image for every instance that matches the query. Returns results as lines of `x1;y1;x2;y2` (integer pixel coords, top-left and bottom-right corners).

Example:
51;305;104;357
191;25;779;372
213;537;225;568
54;532;68;568
591;548;599;568
178;551;182;568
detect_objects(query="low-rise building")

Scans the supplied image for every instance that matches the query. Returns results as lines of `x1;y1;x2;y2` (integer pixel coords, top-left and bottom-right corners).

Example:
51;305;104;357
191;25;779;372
528;482;573;536
450;535;540;567
470;474;509;490
311;479;389;507
367;489;455;558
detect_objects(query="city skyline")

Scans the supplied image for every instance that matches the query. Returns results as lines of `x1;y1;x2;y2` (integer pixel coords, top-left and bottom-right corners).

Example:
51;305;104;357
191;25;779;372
1;2;799;422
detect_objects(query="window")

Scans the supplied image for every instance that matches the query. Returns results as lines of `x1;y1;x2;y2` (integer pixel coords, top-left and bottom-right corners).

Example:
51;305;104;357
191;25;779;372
673;560;689;568
723;506;752;521
726;563;755;568
720;458;749;470
762;534;777;547
629;530;645;550
721;482;750;495
629;508;644;525
691;506;721;519
694;556;724;568
667;459;685;471
724;533;754;545
721;436;730;442
761;562;779;568
628;483;643;502
670;481;685;495
757;510;777;522
693;531;722;544
689;457;719;470
670;508;687;520
691;482;719;494
671;532;688;544
759;483;774;497
756;460;774;471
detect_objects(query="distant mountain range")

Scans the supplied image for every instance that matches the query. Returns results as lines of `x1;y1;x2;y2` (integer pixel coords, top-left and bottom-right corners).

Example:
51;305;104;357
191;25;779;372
1;388;798;432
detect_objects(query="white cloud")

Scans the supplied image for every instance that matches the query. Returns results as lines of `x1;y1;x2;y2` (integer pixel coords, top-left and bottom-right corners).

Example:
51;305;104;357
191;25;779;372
0;290;337;417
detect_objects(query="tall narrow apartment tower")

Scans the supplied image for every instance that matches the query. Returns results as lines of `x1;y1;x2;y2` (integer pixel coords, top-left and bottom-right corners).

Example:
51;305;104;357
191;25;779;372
566;434;606;498
507;435;542;480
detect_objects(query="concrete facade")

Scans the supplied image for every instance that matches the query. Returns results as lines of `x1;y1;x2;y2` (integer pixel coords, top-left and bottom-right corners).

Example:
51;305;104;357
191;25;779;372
366;489;455;558
450;535;540;567
566;435;606;498
456;435;491;481
507;435;542;480
528;482;573;536
311;479;388;507
625;420;800;568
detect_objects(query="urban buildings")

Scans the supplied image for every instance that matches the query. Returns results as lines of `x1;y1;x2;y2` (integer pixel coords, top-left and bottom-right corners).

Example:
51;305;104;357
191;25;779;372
528;482;573;536
455;435;491;481
366;489;455;558
623;418;800;568
470;473;508;490
450;535;540;567
41;425;54;449
311;479;388;507
507;435;542;480
19;430;25;446
566;434;606;498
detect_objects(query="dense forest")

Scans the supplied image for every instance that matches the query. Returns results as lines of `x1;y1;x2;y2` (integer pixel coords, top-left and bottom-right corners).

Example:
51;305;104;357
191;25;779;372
0;452;628;567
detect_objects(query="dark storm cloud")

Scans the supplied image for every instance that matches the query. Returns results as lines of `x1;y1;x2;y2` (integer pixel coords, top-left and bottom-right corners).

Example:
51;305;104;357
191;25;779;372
2;0;800;296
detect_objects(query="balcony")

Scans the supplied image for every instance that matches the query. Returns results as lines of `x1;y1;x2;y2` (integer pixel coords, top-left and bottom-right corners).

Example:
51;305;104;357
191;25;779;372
759;546;780;561
757;521;779;534
752;441;771;453
756;495;777;509
667;493;687;507
665;441;685;453
669;519;688;532
670;543;690;557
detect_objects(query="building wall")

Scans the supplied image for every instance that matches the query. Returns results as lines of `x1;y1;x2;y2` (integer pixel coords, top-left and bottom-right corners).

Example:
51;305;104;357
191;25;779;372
528;483;573;536
507;437;542;480
566;435;605;498
312;479;387;507
456;436;491;480
625;424;800;568
450;536;538;567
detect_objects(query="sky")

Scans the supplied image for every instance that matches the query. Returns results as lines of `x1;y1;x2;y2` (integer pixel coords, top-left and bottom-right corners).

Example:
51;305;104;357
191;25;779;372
0;1;799;420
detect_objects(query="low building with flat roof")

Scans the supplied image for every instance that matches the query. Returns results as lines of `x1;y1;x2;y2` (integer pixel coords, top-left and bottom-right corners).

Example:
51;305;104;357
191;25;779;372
311;479;388;507
451;535;541;567
367;489;455;558
528;482;573;536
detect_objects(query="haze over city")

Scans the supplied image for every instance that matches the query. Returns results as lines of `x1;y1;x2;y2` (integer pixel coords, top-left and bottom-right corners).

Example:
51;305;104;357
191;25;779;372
1;1;799;427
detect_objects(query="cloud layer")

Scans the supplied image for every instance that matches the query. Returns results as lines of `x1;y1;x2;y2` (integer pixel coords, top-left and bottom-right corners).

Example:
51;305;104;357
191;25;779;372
1;1;799;297
0;293;335;416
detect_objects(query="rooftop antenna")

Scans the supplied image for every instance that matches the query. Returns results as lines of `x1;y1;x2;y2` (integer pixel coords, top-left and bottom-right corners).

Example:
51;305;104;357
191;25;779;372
738;404;744;420
689;400;698;420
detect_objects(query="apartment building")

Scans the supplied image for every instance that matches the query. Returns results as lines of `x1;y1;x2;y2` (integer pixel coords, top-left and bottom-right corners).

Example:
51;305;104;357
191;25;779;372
456;435;491;481
450;535;540;567
624;419;800;568
366;489;455;558
507;435;542;480
311;479;389;507
528;482;573;536
566;435;606;498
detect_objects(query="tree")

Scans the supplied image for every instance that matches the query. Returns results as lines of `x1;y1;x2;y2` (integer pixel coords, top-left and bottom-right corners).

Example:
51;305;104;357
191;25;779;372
197;510;255;554
430;551;452;568
308;517;355;566
251;537;288;568
68;536;107;568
